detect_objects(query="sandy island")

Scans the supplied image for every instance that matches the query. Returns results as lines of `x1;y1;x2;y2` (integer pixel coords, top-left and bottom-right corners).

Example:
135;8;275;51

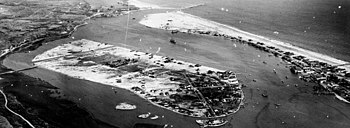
32;39;244;118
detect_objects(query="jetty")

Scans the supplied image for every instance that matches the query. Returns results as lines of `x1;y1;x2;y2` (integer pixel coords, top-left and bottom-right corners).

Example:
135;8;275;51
180;3;206;10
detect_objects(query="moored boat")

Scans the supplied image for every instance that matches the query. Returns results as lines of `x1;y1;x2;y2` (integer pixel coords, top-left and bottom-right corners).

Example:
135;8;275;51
150;115;159;120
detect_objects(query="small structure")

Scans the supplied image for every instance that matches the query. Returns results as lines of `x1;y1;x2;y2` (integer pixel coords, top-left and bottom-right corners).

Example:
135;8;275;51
261;90;268;98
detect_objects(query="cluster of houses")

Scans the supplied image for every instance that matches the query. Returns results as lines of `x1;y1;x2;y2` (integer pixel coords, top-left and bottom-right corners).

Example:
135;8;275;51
88;3;139;18
186;70;242;117
128;63;243;118
286;55;350;103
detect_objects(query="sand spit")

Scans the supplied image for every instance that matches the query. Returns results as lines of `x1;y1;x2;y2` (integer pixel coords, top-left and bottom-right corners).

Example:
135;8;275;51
33;39;244;118
139;11;350;71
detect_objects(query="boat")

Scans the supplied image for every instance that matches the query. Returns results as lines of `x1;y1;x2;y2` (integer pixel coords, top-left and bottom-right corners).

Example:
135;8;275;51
196;119;228;127
169;38;176;44
274;103;281;106
150;115;159;120
115;102;136;110
261;90;268;98
261;93;268;98
137;112;151;119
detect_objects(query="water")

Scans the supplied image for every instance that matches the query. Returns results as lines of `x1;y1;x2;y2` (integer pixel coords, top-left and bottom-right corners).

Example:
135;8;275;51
137;0;350;62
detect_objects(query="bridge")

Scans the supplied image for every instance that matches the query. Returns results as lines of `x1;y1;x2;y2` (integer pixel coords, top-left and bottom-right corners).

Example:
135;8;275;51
0;66;37;75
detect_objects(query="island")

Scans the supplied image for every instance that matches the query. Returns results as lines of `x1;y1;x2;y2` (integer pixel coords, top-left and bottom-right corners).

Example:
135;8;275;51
32;39;244;118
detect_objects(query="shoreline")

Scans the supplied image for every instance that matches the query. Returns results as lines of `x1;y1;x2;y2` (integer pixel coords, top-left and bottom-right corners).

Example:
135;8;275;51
138;11;350;72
